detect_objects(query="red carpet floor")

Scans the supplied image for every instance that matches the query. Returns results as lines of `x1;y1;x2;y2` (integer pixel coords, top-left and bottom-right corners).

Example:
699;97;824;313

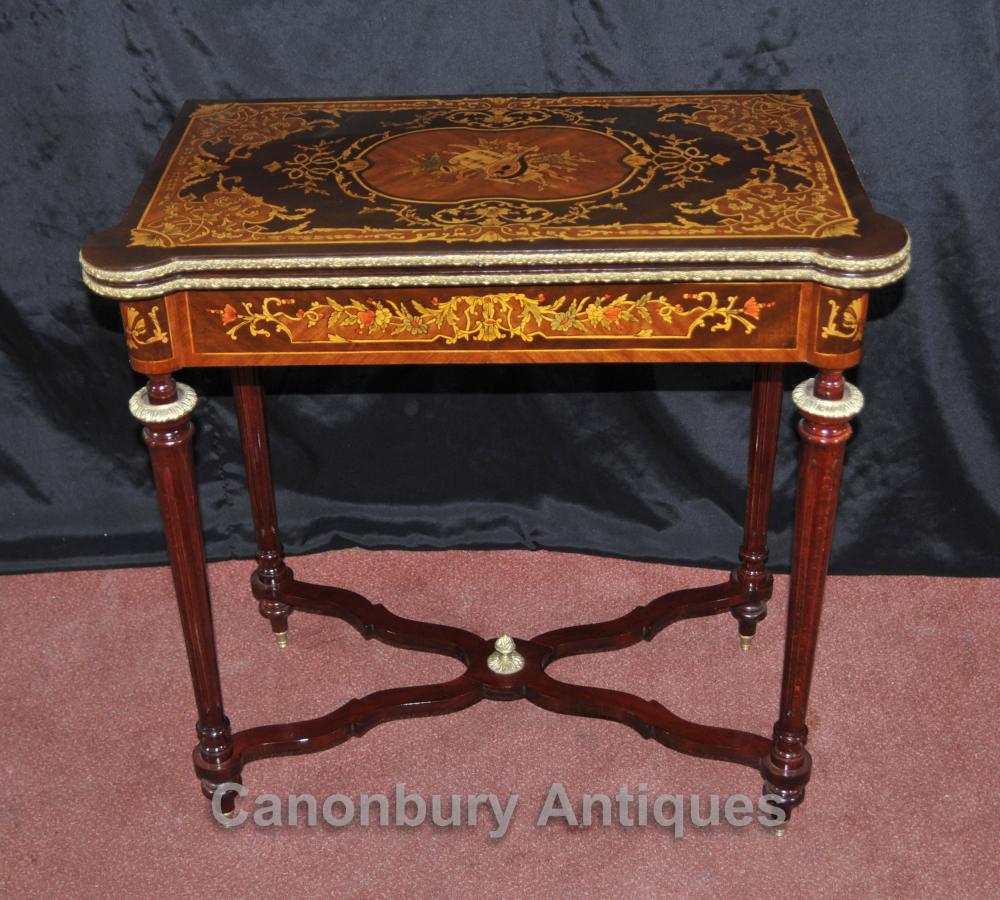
1;549;997;898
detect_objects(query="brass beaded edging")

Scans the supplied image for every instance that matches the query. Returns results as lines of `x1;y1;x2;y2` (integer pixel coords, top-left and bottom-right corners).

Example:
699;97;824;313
83;257;910;300
79;235;910;286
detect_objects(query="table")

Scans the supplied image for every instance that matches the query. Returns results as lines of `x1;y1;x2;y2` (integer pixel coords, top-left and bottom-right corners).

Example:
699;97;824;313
81;92;909;832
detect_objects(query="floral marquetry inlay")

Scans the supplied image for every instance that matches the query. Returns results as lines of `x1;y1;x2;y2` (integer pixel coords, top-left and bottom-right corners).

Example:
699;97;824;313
128;94;858;248
403;134;597;197
208;290;776;347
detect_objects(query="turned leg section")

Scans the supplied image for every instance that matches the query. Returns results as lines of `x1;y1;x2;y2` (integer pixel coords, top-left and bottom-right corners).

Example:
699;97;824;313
131;374;239;813
762;370;863;830
232;367;293;648
733;363;783;651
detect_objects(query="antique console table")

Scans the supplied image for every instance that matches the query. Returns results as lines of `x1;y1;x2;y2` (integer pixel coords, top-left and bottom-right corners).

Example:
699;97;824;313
81;92;908;832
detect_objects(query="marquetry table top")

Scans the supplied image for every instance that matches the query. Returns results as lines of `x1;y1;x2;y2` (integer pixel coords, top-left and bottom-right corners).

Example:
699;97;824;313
80;92;909;300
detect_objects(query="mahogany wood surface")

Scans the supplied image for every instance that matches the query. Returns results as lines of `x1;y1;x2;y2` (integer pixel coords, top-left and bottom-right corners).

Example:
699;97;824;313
119;282;868;372
732;363;784;637
193;575;771;789
141;374;237;814
232;367;292;637
89;92;904;827
180;354;851;826
763;370;855;817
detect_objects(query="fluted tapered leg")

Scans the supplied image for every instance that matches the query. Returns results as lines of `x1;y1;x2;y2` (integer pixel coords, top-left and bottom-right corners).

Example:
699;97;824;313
232;367;293;647
132;374;237;814
733;363;784;650
763;370;863;831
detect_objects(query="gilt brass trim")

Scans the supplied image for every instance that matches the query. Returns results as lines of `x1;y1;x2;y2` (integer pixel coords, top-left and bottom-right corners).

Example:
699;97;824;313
792;378;864;419
128;382;198;423
80;234;910;284
82;254;911;301
487;635;525;675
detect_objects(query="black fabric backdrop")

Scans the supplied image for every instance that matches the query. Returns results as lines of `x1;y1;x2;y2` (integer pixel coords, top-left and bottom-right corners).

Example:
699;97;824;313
1;0;998;576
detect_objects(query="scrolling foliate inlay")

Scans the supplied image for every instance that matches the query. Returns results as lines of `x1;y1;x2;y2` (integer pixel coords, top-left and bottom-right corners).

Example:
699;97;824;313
385;97;620;129
130;176;314;247
184;103;342;164
813;292;867;360
130;95;858;248
820;296;865;342
124;304;169;349
207;289;776;347
120;301;174;365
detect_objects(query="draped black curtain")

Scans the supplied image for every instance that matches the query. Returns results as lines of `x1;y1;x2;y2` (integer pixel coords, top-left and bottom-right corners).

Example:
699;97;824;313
1;0;998;576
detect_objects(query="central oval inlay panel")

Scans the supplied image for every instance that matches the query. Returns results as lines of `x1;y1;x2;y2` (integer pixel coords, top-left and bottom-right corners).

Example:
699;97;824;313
356;126;637;203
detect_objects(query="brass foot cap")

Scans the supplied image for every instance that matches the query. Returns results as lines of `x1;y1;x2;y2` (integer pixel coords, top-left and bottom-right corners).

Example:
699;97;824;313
739;634;753;653
773;823;787;837
275;631;289;649
222;808;238;819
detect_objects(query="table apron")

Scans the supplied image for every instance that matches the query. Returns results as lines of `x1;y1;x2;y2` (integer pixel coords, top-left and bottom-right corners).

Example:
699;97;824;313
119;282;866;372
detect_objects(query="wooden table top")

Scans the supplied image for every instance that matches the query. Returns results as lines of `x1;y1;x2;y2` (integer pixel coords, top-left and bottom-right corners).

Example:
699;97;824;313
81;92;908;301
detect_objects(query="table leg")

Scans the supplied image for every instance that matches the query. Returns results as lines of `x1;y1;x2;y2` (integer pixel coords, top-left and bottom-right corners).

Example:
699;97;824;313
130;374;238;815
232;367;293;647
732;363;783;651
763;369;863;833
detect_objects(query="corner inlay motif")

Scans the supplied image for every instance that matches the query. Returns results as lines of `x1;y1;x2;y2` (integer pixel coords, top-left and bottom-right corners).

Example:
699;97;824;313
819;296;865;342
124;305;170;349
